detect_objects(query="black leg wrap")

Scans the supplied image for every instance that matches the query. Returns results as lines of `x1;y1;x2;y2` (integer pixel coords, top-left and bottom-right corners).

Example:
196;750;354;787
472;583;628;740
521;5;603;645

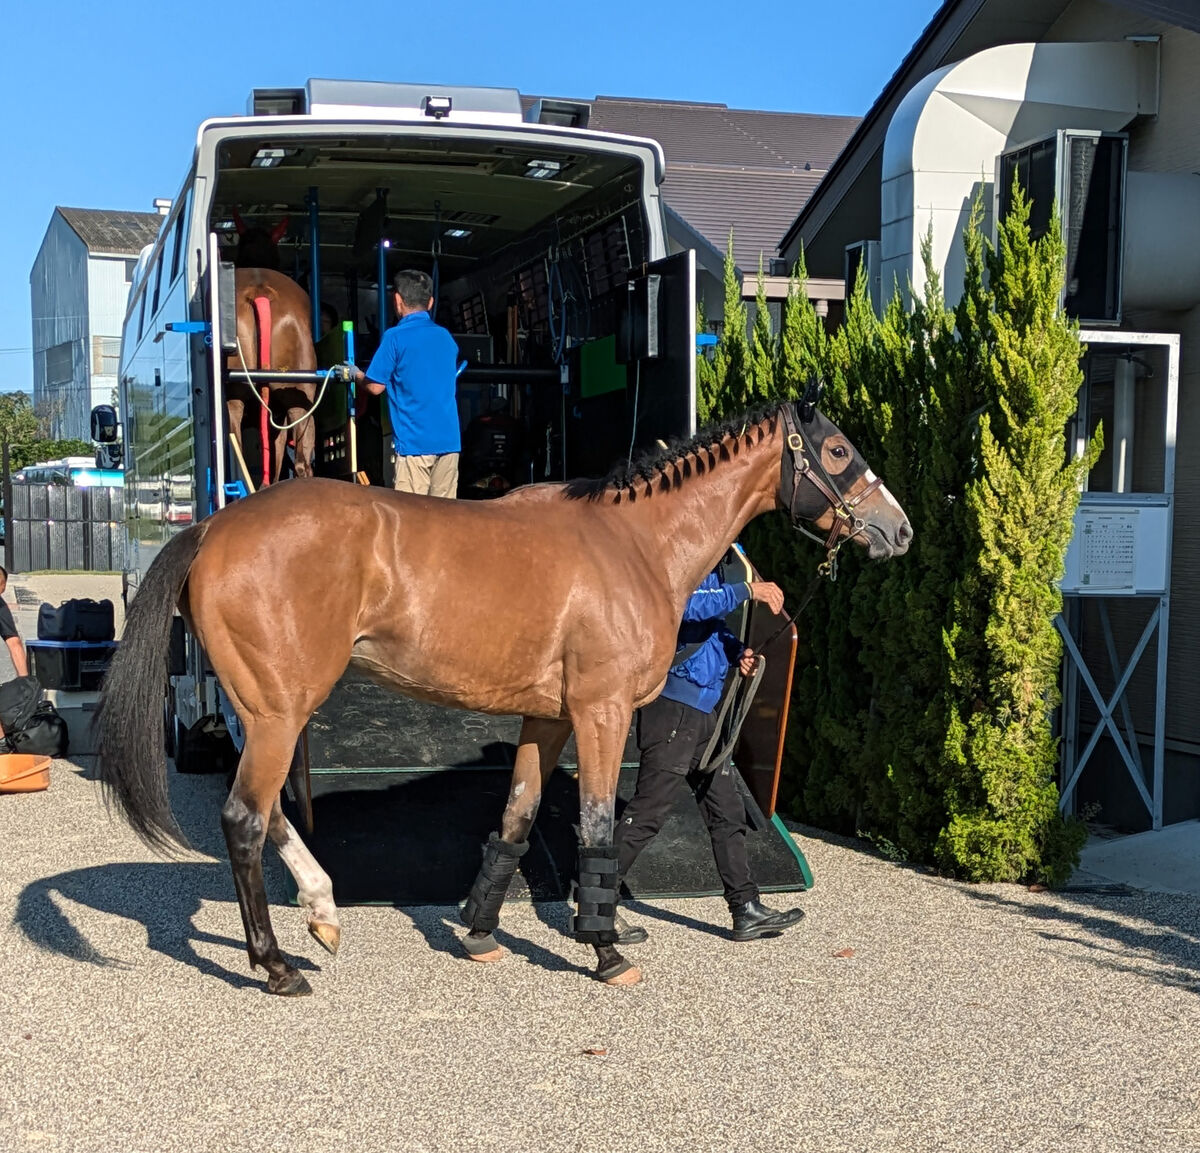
461;833;529;933
571;845;621;945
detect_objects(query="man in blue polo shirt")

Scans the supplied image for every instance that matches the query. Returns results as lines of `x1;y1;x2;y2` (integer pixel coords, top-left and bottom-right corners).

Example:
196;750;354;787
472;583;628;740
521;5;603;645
355;269;461;497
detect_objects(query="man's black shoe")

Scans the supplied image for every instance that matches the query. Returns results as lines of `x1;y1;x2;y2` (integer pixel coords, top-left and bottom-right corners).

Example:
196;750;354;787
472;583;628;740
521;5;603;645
730;899;805;941
613;913;648;945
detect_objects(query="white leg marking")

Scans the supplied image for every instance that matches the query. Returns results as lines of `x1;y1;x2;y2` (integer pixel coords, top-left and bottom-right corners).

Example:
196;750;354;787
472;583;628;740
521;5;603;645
275;817;339;929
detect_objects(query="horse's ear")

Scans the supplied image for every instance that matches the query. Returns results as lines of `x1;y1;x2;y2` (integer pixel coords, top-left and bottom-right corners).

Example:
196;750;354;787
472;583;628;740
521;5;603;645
798;375;822;423
270;217;289;244
232;209;247;236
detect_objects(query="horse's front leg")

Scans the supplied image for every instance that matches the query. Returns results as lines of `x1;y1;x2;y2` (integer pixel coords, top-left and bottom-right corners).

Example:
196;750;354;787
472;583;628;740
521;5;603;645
461;717;570;962
568;695;641;986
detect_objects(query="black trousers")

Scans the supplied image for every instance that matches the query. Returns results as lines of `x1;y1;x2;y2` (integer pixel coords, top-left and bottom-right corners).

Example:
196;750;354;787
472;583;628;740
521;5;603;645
614;694;758;910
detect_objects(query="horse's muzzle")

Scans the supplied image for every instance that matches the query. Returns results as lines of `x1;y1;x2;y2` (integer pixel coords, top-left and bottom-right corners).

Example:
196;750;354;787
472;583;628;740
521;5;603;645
862;517;913;559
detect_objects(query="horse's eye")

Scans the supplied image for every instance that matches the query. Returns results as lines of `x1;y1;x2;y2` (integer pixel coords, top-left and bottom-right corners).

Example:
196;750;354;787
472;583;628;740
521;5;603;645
831;445;848;459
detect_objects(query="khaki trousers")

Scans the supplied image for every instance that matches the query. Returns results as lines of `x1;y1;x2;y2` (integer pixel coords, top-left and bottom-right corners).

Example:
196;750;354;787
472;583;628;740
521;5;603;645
392;452;459;498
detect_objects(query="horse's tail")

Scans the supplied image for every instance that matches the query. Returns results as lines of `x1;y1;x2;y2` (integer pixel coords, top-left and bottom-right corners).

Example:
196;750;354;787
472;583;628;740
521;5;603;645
96;522;210;852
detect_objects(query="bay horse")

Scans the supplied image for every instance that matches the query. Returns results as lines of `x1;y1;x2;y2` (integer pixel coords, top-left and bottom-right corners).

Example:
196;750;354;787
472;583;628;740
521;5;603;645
95;401;911;995
225;267;319;486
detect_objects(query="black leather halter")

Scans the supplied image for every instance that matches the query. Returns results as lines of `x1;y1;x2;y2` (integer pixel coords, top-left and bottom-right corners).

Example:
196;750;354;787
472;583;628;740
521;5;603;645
778;403;883;575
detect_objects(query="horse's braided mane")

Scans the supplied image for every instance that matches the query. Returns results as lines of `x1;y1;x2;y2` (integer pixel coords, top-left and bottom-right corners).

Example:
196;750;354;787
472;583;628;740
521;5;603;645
564;402;782;501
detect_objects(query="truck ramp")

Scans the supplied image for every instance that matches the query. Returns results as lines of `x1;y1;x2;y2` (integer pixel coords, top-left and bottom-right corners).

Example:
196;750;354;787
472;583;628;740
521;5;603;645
285;672;811;905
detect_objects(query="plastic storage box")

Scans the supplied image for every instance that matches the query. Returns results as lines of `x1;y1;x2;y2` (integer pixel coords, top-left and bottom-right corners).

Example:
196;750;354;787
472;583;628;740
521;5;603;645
27;640;119;691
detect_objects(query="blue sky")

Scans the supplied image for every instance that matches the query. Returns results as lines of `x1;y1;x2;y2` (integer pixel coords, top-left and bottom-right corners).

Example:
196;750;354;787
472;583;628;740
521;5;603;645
1;0;941;395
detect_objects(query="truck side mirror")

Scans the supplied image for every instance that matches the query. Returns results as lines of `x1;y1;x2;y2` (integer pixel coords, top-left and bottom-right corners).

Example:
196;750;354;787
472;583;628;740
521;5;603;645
91;405;119;444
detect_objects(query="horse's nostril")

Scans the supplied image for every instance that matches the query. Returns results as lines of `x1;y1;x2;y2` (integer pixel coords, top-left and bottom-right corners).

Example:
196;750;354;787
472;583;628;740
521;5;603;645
897;521;913;546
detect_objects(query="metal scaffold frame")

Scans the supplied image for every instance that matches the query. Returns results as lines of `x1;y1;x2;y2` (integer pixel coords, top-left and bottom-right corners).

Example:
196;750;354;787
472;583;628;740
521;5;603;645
1058;329;1179;831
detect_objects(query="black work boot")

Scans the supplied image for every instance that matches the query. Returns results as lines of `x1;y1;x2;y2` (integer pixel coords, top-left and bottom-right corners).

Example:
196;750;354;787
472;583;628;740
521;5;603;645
613;912;648;946
730;899;805;941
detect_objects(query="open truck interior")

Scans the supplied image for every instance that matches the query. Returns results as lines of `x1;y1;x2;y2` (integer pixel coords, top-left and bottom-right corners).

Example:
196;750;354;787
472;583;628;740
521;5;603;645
209;124;693;495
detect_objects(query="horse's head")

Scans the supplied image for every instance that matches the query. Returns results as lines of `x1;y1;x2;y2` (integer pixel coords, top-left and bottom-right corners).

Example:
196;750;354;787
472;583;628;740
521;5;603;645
777;392;912;561
232;211;288;271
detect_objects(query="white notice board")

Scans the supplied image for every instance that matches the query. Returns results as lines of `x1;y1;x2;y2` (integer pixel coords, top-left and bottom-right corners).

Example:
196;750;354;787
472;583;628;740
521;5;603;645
1060;498;1171;596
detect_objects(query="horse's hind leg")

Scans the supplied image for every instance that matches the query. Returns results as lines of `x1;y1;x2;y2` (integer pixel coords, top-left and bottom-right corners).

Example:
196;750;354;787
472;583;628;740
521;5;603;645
461;717;570;963
568;695;641;986
222;717;310;996
291;411;316;479
267;798;340;955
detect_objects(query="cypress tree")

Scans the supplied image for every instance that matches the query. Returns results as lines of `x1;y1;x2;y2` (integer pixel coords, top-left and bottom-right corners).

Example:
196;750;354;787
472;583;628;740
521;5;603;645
748;257;776;402
776;248;827;394
699;190;1091;884
712;232;750;416
696;301;719;424
937;188;1098;883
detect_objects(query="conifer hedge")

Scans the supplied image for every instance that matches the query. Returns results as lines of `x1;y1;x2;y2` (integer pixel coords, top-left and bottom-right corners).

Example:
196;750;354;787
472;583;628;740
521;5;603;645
704;191;1097;883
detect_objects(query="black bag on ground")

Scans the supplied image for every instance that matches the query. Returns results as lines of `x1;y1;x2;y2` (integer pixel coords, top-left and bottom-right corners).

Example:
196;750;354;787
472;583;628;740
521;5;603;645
6;700;69;757
74;598;116;642
37;598;115;642
0;675;44;734
38;602;72;641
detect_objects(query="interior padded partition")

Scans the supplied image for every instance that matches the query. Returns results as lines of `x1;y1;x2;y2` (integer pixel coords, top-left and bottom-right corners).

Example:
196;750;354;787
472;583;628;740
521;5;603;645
280;763;809;906
579;335;626;398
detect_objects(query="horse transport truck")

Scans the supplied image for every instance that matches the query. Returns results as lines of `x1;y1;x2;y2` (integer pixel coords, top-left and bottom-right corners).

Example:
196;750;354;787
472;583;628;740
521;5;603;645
100;79;810;904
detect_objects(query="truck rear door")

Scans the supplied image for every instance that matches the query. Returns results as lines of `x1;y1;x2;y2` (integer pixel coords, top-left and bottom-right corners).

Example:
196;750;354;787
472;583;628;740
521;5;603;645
624;249;697;447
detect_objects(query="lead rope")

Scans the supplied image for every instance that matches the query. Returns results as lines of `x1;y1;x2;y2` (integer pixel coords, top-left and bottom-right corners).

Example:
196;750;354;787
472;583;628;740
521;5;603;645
236;337;338;432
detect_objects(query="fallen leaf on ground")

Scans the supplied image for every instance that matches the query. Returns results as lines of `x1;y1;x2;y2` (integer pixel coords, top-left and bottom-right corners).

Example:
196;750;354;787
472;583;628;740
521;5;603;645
832;947;856;958
582;1048;608;1057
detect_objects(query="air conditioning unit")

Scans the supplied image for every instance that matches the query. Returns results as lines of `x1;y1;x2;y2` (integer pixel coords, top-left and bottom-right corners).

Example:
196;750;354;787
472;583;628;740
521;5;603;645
525;98;591;129
997;129;1127;325
247;87;307;116
844;240;881;314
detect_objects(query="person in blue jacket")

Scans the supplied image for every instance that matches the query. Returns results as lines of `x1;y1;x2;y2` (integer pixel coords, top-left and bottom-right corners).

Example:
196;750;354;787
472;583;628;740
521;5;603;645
613;569;806;944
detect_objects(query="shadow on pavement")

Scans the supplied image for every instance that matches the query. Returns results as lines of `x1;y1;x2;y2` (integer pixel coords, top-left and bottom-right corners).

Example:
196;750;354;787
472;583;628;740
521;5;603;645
13;860;318;991
13;760;315;992
945;880;1200;995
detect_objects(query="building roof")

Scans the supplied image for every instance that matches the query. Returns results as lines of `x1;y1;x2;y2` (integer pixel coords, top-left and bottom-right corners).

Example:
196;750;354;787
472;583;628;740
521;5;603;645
528;94;859;271
778;0;1200;261
56;207;164;256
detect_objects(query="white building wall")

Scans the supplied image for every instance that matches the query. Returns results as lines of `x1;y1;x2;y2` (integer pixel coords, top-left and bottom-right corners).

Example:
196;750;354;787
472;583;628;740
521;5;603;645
30;213;88;438
87;254;134;340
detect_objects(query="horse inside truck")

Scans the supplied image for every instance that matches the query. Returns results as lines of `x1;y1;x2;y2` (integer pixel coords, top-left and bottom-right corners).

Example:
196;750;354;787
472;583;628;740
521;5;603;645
102;79;806;903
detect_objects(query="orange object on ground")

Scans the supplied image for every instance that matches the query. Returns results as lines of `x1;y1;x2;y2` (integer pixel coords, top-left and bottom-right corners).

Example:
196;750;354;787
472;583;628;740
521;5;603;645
0;754;51;793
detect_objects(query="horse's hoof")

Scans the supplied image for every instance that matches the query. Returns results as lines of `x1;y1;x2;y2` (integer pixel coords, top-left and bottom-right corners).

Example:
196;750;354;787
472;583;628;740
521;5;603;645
597;959;642;986
308;921;341;956
466;944;506;963
267;968;313;997
463;931;505;962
